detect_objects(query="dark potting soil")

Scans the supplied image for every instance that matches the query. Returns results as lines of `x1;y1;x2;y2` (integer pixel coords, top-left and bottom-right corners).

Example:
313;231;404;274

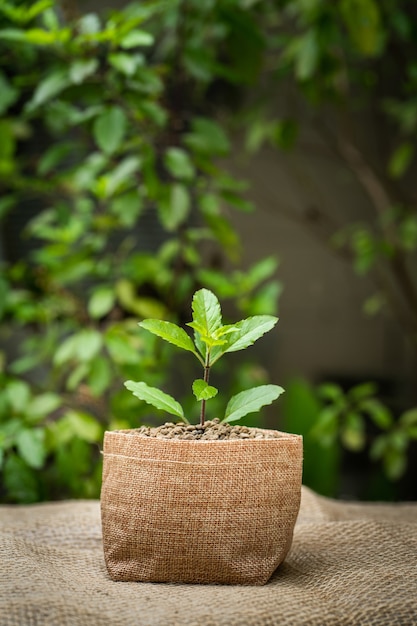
125;419;282;440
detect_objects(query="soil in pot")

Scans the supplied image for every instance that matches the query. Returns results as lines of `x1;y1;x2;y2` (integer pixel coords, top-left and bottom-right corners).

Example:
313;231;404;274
124;418;282;440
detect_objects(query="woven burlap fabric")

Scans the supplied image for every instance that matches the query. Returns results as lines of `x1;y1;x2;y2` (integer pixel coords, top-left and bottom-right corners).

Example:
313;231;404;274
100;430;303;584
0;487;416;626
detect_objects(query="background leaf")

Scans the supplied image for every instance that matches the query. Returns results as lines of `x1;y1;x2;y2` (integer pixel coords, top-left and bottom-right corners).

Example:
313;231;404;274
93;106;127;154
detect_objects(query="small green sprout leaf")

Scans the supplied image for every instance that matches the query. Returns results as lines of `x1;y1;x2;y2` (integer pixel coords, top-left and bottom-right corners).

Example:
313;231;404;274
211;315;278;363
187;323;227;348
192;379;218;402
213;324;240;338
191;288;222;336
124;381;185;420
223;385;285;423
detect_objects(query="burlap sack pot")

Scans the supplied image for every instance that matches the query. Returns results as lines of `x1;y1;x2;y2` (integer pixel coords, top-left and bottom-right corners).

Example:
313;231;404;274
100;428;303;586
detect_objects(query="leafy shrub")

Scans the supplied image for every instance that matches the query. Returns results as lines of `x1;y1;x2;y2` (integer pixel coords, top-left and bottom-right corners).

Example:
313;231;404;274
0;0;280;502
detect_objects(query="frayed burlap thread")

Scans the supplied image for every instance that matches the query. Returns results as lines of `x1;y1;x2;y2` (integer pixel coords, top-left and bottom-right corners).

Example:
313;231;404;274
100;429;303;585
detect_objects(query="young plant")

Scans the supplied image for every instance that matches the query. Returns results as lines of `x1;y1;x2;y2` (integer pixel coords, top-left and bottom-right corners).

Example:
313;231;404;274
125;289;284;427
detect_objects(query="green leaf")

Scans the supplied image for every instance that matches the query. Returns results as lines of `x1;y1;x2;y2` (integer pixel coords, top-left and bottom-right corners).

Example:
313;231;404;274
341;0;383;57
164;147;195;180
38;142;73;175
202;212;241;261
0;72;18;115
400;408;417;428
311;406;339;447
0;28;29;42
88;287;115;319
223;385;284;423
370;434;388;460
158;183;191;231
77;330;103;361
116;279;168;318
93;106;127;154
388;142;414;178
104;328;138;365
246;256;278;287
101;156;141;197
69;58;98;84
221;191;254;213
361;398;393;429
77;13;101;34
109;53;139;76
192;379;218;401
30;393;61;421
120;29;154;48
246;281;282;316
26;0;54;21
317;383;344;402
42;7;59;30
66;363;89;391
190;289;223;340
273;118;298;151
62;411;102;443
6;380;31;413
185;117;230;156
211;315;278;363
348;382;377;401
124;381;185;419
363;293;385;316
399;215;417;251
213;324;240;339
384;447;407;480
27;69;69;109
24;28;63;45
0;195;16;220
341;412;365;451
3;454;39;503
16;428;46;469
88;357;111;396
183;46;215;81
139;319;198;356
110;190;144;227
54;330;102;365
293;31;318;81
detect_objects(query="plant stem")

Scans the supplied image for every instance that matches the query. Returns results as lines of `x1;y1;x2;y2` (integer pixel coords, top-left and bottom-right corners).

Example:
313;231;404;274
200;352;211;427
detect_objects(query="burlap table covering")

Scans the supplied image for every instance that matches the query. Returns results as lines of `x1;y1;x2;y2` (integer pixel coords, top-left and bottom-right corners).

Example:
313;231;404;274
0;486;416;626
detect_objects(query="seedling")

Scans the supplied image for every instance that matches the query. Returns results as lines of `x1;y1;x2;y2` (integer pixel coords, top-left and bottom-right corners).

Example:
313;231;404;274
125;288;284;426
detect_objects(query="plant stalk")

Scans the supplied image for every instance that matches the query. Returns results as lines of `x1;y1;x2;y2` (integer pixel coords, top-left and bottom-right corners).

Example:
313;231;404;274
200;353;211;427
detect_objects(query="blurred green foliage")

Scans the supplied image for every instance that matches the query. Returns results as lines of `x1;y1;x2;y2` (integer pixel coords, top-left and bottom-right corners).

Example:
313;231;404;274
284;379;417;499
241;0;417;345
314;382;417;483
0;0;281;502
1;0;417;502
238;0;417;498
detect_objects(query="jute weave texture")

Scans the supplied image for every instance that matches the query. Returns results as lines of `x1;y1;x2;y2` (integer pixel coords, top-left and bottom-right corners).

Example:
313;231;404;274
0;487;416;626
100;430;303;584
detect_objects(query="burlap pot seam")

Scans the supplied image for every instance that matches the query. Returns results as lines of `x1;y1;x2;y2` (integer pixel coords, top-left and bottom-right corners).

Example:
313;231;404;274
103;451;298;467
